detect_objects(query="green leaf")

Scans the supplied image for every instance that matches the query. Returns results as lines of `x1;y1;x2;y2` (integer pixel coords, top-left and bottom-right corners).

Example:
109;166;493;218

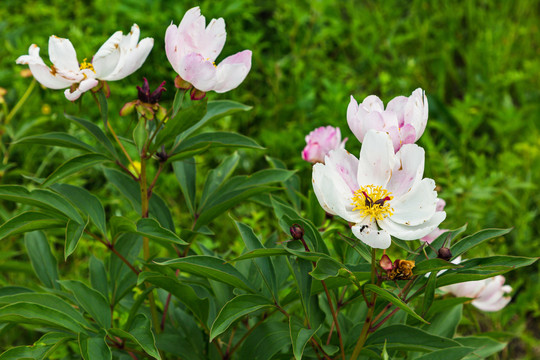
0;302;85;333
179;100;252;141
96;90;109;128
89;256;108;300
422;271;438;316
423;303;463;338
41;154;110;187
0;186;84;224
133;117;147;153
237;321;290;360
157;255;255;293
456;336;507;359
155;99;207;148
230;247;335;263
51;184;107;236
108;314;161;359
65;113;117;157
171;88;185;118
14;132;96;153
235;221;278;298
450;228;512;259
364;324;461;352
110;216;137;240
138;271;209;324
0;332;72;359
365;284;429;324
24;231;60;289
200;152;240;206
414;224;467;262
59;280;111;329
173;159;196;216
289;317;319;360
415;347;475;360
210;294;274;341
78;333;112;360
413;258;462;276
1;212;64;240
0;293;89;330
65;218;88;260
136;218;186;245
171;131;263;158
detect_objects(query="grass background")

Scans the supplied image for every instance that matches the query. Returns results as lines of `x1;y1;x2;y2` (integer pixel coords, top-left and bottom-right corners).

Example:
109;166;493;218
1;0;539;358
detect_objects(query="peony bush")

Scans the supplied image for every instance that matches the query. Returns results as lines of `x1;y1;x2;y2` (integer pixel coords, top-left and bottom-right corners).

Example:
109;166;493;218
0;5;536;360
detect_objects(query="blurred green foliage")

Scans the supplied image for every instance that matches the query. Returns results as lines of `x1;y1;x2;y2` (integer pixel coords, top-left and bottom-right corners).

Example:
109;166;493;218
1;0;539;358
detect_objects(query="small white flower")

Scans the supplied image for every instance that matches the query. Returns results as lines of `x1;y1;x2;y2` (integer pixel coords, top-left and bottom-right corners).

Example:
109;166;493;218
16;25;153;101
312;130;445;249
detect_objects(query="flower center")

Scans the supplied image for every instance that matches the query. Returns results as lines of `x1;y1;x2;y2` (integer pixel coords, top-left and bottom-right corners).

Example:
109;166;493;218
79;58;95;72
351;185;394;221
205;58;217;68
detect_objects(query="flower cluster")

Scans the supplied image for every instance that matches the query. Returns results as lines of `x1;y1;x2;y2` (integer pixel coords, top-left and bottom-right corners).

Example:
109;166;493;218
16;7;251;101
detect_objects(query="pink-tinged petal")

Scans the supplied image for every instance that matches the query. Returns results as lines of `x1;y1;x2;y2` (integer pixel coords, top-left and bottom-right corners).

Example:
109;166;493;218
93;31;123;78
178;7;203;33
386;95;408;127
357;130;396;188
436;198;446;212
443;280;485;298
312;159;362;223
63;78;99;101
180;52;218;91
213;50;252;92
48;36;79;72
473;296;511;312
324;148;359;193
421;228;447;244
390;178;438;226
165;24;183;73
385;126;402;152
352;219;391;249
386;143;425;196
378;210;446;240
347;95;362;138
404;88;428;140
399;123;417;146
201;17;226;62
360;95;384;112
16;45;73;89
303;126;345;163
302;142;322;163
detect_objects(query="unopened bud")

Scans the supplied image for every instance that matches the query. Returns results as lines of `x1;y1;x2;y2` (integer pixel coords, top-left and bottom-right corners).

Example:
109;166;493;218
174;75;192;90
190;88;206;101
437;247;452;261
120;100;137;116
379;254;393;272
290;224;304;240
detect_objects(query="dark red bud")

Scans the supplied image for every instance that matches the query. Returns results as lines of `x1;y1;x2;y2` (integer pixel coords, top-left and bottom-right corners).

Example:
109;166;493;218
437;247;452;261
190;88;206;101
379;254;393;271
290;224;304;240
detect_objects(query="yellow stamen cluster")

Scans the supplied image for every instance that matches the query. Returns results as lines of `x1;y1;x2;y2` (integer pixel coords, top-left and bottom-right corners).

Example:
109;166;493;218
79;58;95;72
351;185;394;221
205;58;217;68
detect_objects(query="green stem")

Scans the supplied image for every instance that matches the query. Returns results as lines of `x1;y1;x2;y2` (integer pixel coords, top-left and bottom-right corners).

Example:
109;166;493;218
5;79;36;125
350;248;378;360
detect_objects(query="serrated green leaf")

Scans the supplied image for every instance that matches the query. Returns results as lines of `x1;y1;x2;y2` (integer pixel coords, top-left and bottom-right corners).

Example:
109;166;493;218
157;255;255;293
365;284;428;324
210;294;274;341
24;231;60;289
59;280;111;329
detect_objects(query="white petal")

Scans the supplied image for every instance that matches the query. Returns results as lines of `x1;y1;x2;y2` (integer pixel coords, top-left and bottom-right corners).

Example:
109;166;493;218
201;17;226;62
16;45;73;89
473;296;511;312
178;7;202;33
48;36;79;72
93;31;123;78
325;148;360;193
357;130;395;187
213;50;252;92
351;219;391;249
378;210;446;240
180;52;218;91
390;178;437;226
101;37;153;81
312;161;362;223
404;88;428;140
165;24;183;74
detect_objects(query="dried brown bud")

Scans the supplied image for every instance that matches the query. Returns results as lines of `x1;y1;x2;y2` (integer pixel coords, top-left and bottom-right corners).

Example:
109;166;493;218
290;224;304;240
388;259;415;280
437;247;452;261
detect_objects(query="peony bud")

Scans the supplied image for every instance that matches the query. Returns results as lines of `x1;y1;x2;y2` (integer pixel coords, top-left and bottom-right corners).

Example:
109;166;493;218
302;126;347;164
290;224;304;240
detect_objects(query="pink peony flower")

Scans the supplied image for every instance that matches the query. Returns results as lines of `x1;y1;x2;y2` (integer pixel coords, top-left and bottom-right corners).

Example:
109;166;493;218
165;7;252;93
442;271;512;312
347;88;428;152
312;130;445;249
421;199;448;243
302;126;347;164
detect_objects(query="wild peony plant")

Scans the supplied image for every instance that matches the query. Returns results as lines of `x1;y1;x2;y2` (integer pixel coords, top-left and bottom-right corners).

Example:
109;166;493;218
0;7;536;360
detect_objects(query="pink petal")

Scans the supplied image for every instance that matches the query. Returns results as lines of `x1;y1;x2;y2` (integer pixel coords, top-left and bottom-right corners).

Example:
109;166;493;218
180;52;218;92
213;50;252;92
386;143;425;197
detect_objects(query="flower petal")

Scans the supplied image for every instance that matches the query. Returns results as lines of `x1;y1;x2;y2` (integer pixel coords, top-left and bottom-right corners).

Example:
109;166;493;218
64;78;98;101
324;148;359;193
180;52;218;91
385;143;425;197
390;178;438;226
48;36;79;72
165;23;183;74
404;88;428;140
201;18;226;62
16;45;73;89
356;130;395;188
93;31;123;78
378;210;446;240
351;219;391;249
213;50;252;93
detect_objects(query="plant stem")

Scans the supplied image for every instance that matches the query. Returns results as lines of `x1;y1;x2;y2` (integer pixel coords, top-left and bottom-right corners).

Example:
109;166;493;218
5;79;36;125
85;230;139;275
108;121;137;170
349;248;378;360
